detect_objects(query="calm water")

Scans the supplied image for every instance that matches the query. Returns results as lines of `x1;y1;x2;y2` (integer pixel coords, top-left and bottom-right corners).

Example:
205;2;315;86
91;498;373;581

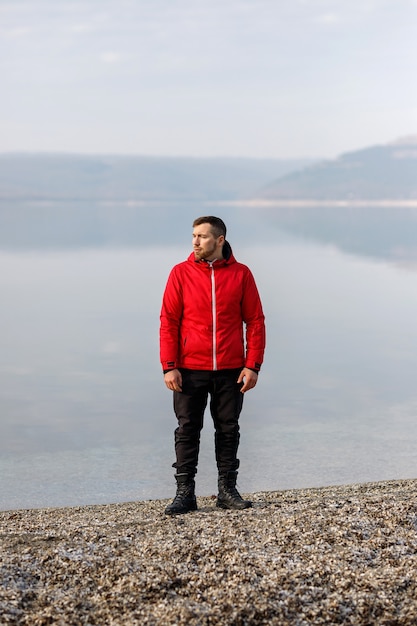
1;203;417;510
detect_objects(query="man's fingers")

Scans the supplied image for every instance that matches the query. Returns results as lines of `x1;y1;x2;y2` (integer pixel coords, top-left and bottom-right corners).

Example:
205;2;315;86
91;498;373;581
241;379;257;393
166;380;182;391
238;368;258;393
164;369;182;392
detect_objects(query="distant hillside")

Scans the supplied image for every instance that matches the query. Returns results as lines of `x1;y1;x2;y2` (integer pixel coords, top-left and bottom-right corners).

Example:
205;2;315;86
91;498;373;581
257;137;417;201
0;154;315;202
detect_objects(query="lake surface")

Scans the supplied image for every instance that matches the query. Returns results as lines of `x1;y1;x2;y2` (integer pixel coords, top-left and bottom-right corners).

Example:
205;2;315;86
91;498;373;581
1;202;417;510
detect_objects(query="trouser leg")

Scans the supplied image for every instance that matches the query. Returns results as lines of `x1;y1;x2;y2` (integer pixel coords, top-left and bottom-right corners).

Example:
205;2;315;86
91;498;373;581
172;370;209;476
210;369;244;475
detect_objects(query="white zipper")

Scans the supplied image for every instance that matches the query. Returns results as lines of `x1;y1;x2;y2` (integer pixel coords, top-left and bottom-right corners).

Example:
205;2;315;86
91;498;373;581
208;261;217;370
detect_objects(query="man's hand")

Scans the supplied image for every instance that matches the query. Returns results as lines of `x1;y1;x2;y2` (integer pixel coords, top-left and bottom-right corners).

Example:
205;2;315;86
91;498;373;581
237;368;258;393
164;368;183;392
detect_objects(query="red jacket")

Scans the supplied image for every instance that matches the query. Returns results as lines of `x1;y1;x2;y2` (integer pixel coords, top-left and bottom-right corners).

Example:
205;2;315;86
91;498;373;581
160;248;265;372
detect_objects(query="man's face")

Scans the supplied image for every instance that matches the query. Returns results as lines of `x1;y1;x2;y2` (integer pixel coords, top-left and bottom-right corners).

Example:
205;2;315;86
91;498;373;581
192;223;224;261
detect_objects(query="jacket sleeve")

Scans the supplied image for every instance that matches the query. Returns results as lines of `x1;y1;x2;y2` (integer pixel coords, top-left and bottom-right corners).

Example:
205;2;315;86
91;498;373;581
160;266;183;371
241;269;266;371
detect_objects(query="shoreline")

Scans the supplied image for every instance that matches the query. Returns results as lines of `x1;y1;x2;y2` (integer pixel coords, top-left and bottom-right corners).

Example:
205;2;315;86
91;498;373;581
1;478;417;624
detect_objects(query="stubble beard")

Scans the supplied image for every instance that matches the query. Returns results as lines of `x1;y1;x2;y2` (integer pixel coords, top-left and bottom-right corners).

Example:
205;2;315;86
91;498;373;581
193;243;217;261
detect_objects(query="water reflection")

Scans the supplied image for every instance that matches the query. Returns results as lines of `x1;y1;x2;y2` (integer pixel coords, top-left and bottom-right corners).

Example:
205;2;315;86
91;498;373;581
2;201;417;268
1;205;417;509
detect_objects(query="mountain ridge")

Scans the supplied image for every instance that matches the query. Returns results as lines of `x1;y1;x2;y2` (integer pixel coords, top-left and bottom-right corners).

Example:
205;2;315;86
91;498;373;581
0;154;315;202
255;136;417;201
1;138;415;206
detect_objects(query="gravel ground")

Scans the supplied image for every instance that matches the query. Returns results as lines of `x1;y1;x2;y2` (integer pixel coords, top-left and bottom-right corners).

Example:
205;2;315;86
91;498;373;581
1;479;417;625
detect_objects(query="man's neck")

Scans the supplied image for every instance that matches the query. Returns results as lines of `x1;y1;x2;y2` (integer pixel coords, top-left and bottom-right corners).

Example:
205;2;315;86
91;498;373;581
206;251;223;262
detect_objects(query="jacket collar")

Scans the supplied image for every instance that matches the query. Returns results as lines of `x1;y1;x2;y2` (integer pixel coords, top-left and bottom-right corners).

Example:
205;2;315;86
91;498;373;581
187;247;236;267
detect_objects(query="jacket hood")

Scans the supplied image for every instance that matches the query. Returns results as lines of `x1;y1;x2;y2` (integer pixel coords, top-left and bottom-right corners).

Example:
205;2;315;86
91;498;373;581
222;240;232;261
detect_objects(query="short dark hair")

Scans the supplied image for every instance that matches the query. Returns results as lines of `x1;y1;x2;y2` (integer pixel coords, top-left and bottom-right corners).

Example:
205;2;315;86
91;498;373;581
193;216;227;239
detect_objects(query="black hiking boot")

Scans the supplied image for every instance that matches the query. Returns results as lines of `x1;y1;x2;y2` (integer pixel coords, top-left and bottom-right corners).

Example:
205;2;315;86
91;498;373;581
216;471;252;510
164;473;197;515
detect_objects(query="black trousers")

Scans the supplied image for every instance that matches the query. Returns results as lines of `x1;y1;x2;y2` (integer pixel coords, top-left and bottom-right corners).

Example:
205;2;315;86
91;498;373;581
172;368;244;476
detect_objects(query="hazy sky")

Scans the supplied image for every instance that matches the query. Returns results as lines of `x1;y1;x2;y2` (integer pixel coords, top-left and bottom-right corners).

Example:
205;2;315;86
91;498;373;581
1;0;416;158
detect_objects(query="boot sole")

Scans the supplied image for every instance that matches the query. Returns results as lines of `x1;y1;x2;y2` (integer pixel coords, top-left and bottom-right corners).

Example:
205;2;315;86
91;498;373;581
216;499;252;510
164;508;197;515
164;502;198;515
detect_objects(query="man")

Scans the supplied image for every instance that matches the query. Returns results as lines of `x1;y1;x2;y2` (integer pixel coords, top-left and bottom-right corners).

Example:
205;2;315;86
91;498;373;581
160;216;266;515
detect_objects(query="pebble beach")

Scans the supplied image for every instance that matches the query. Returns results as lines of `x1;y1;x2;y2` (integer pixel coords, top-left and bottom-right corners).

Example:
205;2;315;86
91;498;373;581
1;478;417;625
